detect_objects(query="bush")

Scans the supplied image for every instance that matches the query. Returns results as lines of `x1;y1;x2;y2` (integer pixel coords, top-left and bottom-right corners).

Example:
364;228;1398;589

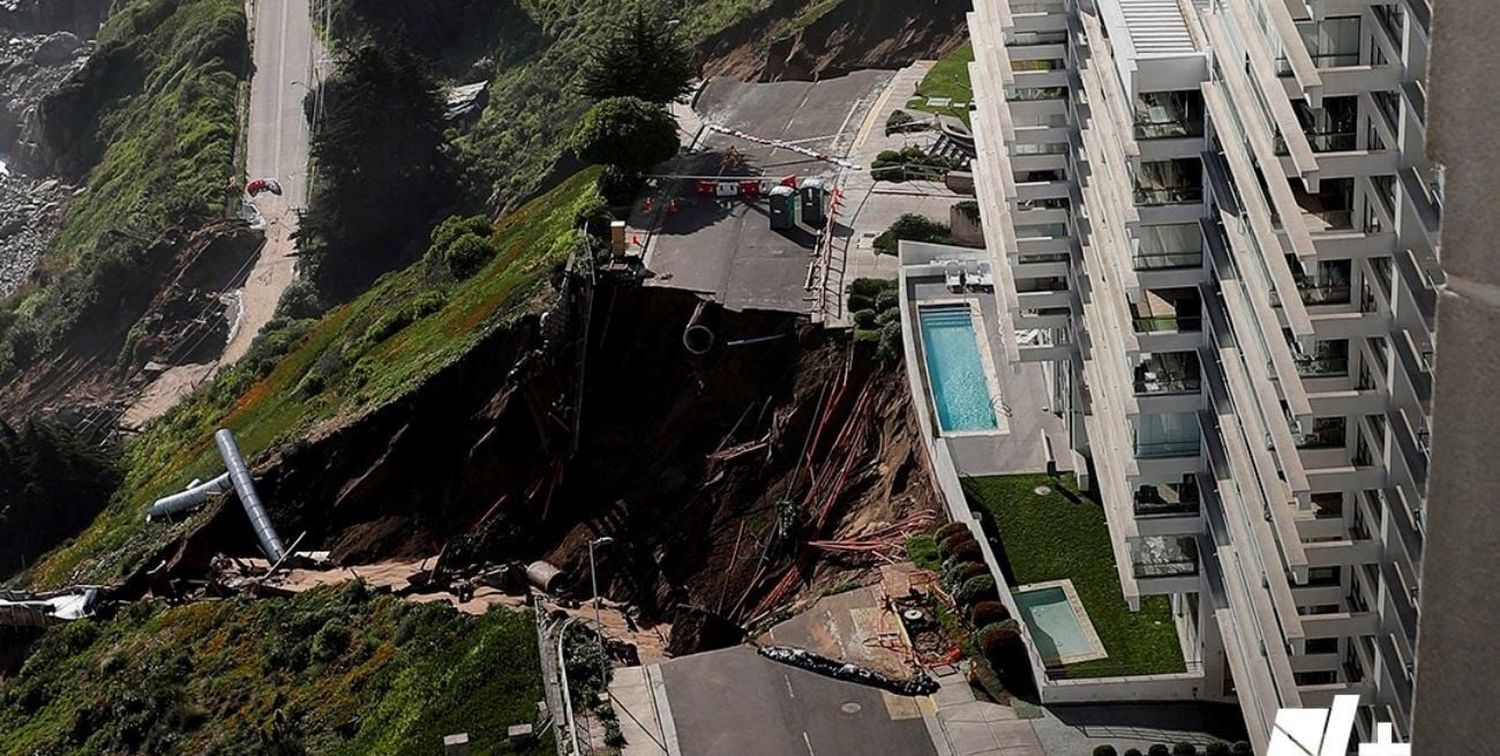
1204;743;1230;756
934;522;970;541
850;278;896;299
1148;747;1170;756
968;600;1010;627
876;308;901;327
1124;750;1144;756
937;532;978;558
1231;744;1253;755
876;321;903;362
275;279;324;320
444;233;497;279
1172;744;1197;756
967;656;1006;702
946;539;983;564
852;309;878;329
977;620;1022;660
847;293;874;312
570;96;680;174
956;576;998;606
874;290;899;312
1094;747;1119;756
945;561;989;589
905;535;941;571
886;109;915;134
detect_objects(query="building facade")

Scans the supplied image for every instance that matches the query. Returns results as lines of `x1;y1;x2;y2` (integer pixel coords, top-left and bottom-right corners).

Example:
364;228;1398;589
968;0;1439;749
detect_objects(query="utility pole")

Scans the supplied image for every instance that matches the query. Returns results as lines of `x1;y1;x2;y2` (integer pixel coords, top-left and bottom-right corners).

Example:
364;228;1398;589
588;536;614;696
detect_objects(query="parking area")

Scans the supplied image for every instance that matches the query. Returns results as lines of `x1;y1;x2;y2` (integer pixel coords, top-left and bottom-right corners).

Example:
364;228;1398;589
636;72;892;314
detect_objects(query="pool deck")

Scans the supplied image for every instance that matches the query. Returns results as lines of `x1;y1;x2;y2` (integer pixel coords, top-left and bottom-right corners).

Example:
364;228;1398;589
917;298;1010;438
1013;579;1110;666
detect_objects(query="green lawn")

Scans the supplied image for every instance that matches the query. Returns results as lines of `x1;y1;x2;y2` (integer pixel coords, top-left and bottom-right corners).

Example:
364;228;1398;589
0;586;551;754
907;42;974;123
964;473;1186;678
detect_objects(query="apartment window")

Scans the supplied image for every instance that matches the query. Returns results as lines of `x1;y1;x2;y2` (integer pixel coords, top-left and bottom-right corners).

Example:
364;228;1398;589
1291;97;1358;153
1296;259;1352;305
1009;30;1069;46
1295;670;1338;686
1012;141;1069;156
1296;339;1350;377
1013;58;1066;71
1312;492;1344;519
1297;417;1347;449
1134;158;1204;205
1132;536;1200;577
1135;223;1204;271
1012;86;1067;101
1133;475;1201;517
1306;637;1340;654
1131;287;1202;333
1298;16;1362;68
1307;566;1343;587
1134;90;1205;139
1292;177;1354;231
1134;352;1201;396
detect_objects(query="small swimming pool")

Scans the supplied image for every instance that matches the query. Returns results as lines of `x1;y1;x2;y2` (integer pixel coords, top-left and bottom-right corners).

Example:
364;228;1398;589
1014;581;1108;666
917;305;998;433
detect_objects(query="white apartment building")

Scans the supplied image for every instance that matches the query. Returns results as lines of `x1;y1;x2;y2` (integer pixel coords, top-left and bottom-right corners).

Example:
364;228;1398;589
967;0;1439;749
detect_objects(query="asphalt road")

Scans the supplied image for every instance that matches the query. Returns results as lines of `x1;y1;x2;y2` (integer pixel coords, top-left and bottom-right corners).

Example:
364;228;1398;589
224;0;324;363
657;646;936;756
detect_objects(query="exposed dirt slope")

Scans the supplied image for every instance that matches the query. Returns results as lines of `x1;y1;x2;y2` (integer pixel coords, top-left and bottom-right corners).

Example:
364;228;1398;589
144;284;940;631
698;0;970;81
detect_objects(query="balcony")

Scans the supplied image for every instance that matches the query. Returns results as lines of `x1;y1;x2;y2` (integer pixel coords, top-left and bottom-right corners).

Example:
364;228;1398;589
1292;177;1355;233
1131;536;1200;589
1134;352;1201;396
1295;340;1351;378
1133;411;1201;460
1133;476;1201;518
1134;223;1204;272
1133;158;1204;207
1133;91;1205;141
1130;288;1202;334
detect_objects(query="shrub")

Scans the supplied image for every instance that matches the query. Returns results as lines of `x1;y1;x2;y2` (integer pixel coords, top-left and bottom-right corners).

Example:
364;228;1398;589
876;308;900;326
1124;750;1144;756
934;522;970;541
1148;746;1170;756
570;96;680;174
847;293;874;312
876;320;903;362
968;600;1010;627
1094;747;1119;756
937;532;978;558
1231;744;1253;755
1172;744;1197;756
852;309;878;329
956;576;998;606
874;289;899;312
1204;743;1230;756
905;535;941;571
946;539;983;564
967;655;1006;702
444;233;497;279
275;279;324;320
945;561;988;589
849;277;895;298
977;620;1022;660
886;109;914;134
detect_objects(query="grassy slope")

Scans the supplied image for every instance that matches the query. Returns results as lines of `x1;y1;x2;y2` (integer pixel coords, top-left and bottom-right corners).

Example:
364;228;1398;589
460;0;767;208
0;0;246;371
964;473;1186;677
25;168;602;589
907;41;973;123
0;585;549;755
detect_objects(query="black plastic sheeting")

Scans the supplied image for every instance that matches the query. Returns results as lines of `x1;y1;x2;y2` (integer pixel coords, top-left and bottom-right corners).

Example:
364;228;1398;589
757;645;941;696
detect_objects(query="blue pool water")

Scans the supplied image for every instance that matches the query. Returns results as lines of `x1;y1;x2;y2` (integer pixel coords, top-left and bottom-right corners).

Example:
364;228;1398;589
918;306;998;432
1015;586;1094;663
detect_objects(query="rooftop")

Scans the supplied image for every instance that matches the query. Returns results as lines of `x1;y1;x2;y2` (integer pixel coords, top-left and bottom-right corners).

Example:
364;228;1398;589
1104;0;1197;57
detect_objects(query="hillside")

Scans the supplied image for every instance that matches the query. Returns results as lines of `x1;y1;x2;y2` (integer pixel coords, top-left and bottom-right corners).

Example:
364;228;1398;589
0;585;548;754
20;168;605;589
0;0;252;417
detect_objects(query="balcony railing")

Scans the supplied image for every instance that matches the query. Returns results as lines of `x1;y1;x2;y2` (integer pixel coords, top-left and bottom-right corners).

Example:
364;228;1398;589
1132;315;1202;333
1134;439;1202;458
1275;52;1362;76
1134;120;1205;141
1296;356;1350;377
1133;496;1200;518
1133;250;1203;271
1134;185;1204;206
1276;131;1359;154
1298;281;1352;306
1134;370;1201;396
1009;30;1069;46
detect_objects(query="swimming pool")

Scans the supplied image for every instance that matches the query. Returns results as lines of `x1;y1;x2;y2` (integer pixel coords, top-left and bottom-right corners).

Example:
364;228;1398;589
917;305;998;433
1013;581;1108;665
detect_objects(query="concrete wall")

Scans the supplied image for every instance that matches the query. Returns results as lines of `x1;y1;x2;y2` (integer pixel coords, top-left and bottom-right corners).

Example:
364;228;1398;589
1411;1;1500;751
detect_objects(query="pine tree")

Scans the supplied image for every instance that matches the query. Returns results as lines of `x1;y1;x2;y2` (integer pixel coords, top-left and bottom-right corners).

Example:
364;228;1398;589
580;8;696;104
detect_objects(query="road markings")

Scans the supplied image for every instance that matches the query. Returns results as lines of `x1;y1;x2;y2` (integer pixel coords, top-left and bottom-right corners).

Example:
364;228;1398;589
802;731;816;756
784;673;796;699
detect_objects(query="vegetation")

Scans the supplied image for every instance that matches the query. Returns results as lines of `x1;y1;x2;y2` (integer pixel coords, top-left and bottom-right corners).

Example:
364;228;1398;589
968;600;1010;627
0;421;122;581
24;169;605;588
870;145;960;183
0;0;248;378
570;97;681;177
846;278;902;360
964;473;1187;677
0;584;550;754
905;534;941;572
300;45;451;299
908;41;974;122
580;8;696;104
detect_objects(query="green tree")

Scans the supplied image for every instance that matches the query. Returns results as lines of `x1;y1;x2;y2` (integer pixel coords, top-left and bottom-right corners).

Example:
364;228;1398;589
580;8;696;103
570;96;680;174
0;420;122;579
300;44;451;299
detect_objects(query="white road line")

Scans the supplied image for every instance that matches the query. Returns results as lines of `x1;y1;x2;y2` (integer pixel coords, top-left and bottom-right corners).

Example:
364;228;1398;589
802;731;816;756
272;0;289;179
784;673;796;698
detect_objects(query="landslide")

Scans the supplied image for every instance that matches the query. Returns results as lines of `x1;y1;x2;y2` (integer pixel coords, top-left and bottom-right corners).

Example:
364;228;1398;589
697;0;971;82
0;0;252;423
142;281;939;630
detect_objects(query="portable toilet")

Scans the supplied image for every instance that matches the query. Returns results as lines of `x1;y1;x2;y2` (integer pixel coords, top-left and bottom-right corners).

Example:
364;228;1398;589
799;178;828;225
769;185;799;230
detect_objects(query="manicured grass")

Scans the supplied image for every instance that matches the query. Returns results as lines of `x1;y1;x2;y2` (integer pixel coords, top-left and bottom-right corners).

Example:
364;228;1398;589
964;473;1186;678
24;168;602;589
0;585;551;754
908;42;974;123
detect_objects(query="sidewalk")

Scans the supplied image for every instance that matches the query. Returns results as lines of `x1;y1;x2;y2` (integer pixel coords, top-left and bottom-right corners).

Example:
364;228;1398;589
924;668;1047;756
